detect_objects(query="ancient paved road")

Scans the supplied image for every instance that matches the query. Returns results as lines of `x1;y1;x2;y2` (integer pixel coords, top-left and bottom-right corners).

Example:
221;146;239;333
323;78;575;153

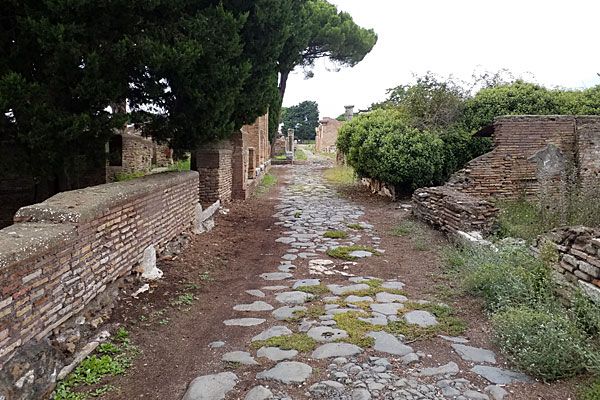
179;162;526;400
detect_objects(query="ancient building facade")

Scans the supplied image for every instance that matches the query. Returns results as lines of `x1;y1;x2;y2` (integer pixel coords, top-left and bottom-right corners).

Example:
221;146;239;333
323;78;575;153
315;117;345;153
413;115;600;234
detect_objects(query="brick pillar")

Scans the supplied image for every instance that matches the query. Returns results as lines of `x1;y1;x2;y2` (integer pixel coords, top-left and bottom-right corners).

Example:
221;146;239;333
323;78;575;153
231;130;249;200
192;145;233;203
248;147;256;179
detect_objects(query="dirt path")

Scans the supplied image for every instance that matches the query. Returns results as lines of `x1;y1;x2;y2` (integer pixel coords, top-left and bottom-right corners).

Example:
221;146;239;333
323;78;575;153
99;158;575;400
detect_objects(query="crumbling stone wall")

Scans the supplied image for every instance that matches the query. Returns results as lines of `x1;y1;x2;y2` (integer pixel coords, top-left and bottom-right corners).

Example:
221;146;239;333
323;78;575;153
315;117;344;153
414;115;600;234
193;145;233;203
0;171;198;397
535;226;600;299
108;130;154;179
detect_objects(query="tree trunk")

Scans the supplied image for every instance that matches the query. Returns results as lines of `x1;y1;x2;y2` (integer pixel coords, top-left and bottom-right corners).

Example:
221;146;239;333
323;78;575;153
278;70;290;108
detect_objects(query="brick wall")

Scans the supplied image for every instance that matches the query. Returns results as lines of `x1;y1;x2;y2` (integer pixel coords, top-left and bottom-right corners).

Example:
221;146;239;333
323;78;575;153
244;112;269;169
120;132;154;176
231;130;249;200
536;226;600;294
447;115;577;200
0;171;198;379
193;146;233;203
315;118;344;152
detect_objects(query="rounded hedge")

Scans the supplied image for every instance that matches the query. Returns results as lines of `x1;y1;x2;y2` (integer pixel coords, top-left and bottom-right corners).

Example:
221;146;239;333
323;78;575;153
337;109;445;191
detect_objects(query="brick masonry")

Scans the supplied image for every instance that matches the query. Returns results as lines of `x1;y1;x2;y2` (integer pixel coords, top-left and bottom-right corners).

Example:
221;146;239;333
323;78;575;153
536;226;600;291
414;115;600;234
0;171;198;378
193;145;233;203
315;117;345;153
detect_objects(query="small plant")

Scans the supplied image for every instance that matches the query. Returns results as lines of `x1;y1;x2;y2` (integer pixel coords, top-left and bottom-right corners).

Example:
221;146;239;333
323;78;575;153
294;285;329;295
150;310;164;319
263;173;276;185
412;235;428;251
172;293;195;307
493;307;586;381
89;385;120;398
323;231;349;239
251;334;317;352
332;312;379;348
346;223;366;230
580;378;600;400
288;305;326;321
388;221;414;236
224;361;242;370
327;246;378;260
139;315;147;322
159;318;169;325
294;211;302;218
112;328;130;343
184;283;199;290
199;271;213;282
97;343;119;355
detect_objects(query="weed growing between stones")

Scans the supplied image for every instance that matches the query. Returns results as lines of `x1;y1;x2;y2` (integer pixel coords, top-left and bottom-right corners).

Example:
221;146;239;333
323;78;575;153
287;305;326;321
224;361;242;370
254;173;277;195
343;279;407;297
333;312;380;348
388;302;467;341
327;246;378;260
294;211;302;218
251;334;318;353
444;241;600;381
388;221;414;236
346;223;366;230
51;328;139;400
323;230;349;239
294;285;330;295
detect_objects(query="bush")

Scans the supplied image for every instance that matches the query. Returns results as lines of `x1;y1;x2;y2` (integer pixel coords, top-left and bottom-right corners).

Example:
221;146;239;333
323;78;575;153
493;307;586;381
464;245;554;313
337;109;445;191
571;290;600;337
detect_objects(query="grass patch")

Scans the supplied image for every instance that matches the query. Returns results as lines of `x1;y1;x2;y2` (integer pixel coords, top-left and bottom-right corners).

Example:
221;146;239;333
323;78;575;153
294;285;330;295
51;329;138;400
580;378;600;400
323;165;355;185
287;305;326;321
343;279;407;297
323;231;348;239
333;312;381;348
412;235;429;251
254;173;277;196
251;334;317;353
168;157;190;171
443;241;600;381
387;302;467;341
327;246;378;260
346;223;366;230
274;154;286;160
294;149;307;161
388;221;414;236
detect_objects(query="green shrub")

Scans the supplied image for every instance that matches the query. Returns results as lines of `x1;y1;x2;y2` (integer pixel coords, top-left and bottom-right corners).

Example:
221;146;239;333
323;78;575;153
493;307;586;381
580;377;600;400
463;245;554;313
571;290;600;336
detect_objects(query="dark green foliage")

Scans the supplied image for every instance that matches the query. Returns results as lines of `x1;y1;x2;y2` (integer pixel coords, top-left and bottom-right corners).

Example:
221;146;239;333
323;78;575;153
281;100;319;141
337;109;446;191
493;307;586;381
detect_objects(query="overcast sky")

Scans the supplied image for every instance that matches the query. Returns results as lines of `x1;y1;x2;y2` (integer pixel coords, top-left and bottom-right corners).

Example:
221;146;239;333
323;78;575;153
282;0;600;119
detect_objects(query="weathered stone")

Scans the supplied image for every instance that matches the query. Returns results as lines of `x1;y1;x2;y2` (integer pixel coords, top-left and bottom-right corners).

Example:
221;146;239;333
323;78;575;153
223;318;265;327
292;278;321;289
208;341;225;348
358;312;388;325
244;385;274;400
418;362;459;376
222;351;259;366
141;245;163;280
272;305;307;320
381;281;405;290
348;250;372;258
312;343;362;359
345;295;374;303
233;301;273;312
401;352;420;365
307;326;349;342
463;390;490;400
366;331;413;356
275;291;314;305
252;326;292;341
246;290;266;298
281;254;297;261
308;380;345;395
260;272;293;281
485;385;508;400
352;388;371;400
370;303;404;315
256;347;298;361
327;284;369;295
375;292;408;303
262;285;288;291
403;310;438;327
181;372;237;400
256;361;312;384
438;335;469;343
452;344;496;363
471;365;531;384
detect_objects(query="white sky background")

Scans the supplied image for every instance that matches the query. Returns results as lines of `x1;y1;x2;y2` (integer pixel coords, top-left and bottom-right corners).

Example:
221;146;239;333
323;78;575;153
282;0;600;119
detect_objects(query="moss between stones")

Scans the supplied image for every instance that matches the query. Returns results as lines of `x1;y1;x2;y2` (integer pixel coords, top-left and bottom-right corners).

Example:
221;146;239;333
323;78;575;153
327;246;379;260
294;285;330;295
333;311;380;348
286;305;326;321
346;223;366;230
388;302;467;341
342;279;407;297
251;334;317;353
323;231;349;239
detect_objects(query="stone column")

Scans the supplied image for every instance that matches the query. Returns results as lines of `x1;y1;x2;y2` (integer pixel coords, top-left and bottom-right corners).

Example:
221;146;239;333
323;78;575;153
344;105;355;122
191;143;233;203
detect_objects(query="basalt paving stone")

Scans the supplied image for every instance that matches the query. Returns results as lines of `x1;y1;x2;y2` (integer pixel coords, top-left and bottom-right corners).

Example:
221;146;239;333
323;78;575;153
256;361;313;384
306;326;349;342
260;272;293;281
366;331;414;356
245;289;266;298
272;305;307;320
232;301;274;312
181;372;238;400
312;343;362;359
222;351;259;366
292;278;321;288
452;344;496;364
256;347;298;361
471;366;531;384
223;318;265;327
275;291;314;305
252;326;293;341
327;283;370;295
403;310;439;327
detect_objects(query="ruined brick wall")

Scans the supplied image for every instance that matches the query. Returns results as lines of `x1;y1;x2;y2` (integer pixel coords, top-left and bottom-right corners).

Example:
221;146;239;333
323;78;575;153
244;112;269;169
273;137;286;156
448;116;578;200
0;171;198;393
193;146;233;203
575;117;600;191
412;187;499;234
231;130;249;200
536;226;600;294
315;118;344;152
120;132;154;175
154;143;173;167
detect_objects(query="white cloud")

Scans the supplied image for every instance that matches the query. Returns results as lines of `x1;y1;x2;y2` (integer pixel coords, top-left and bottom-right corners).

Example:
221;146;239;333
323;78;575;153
283;0;600;118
